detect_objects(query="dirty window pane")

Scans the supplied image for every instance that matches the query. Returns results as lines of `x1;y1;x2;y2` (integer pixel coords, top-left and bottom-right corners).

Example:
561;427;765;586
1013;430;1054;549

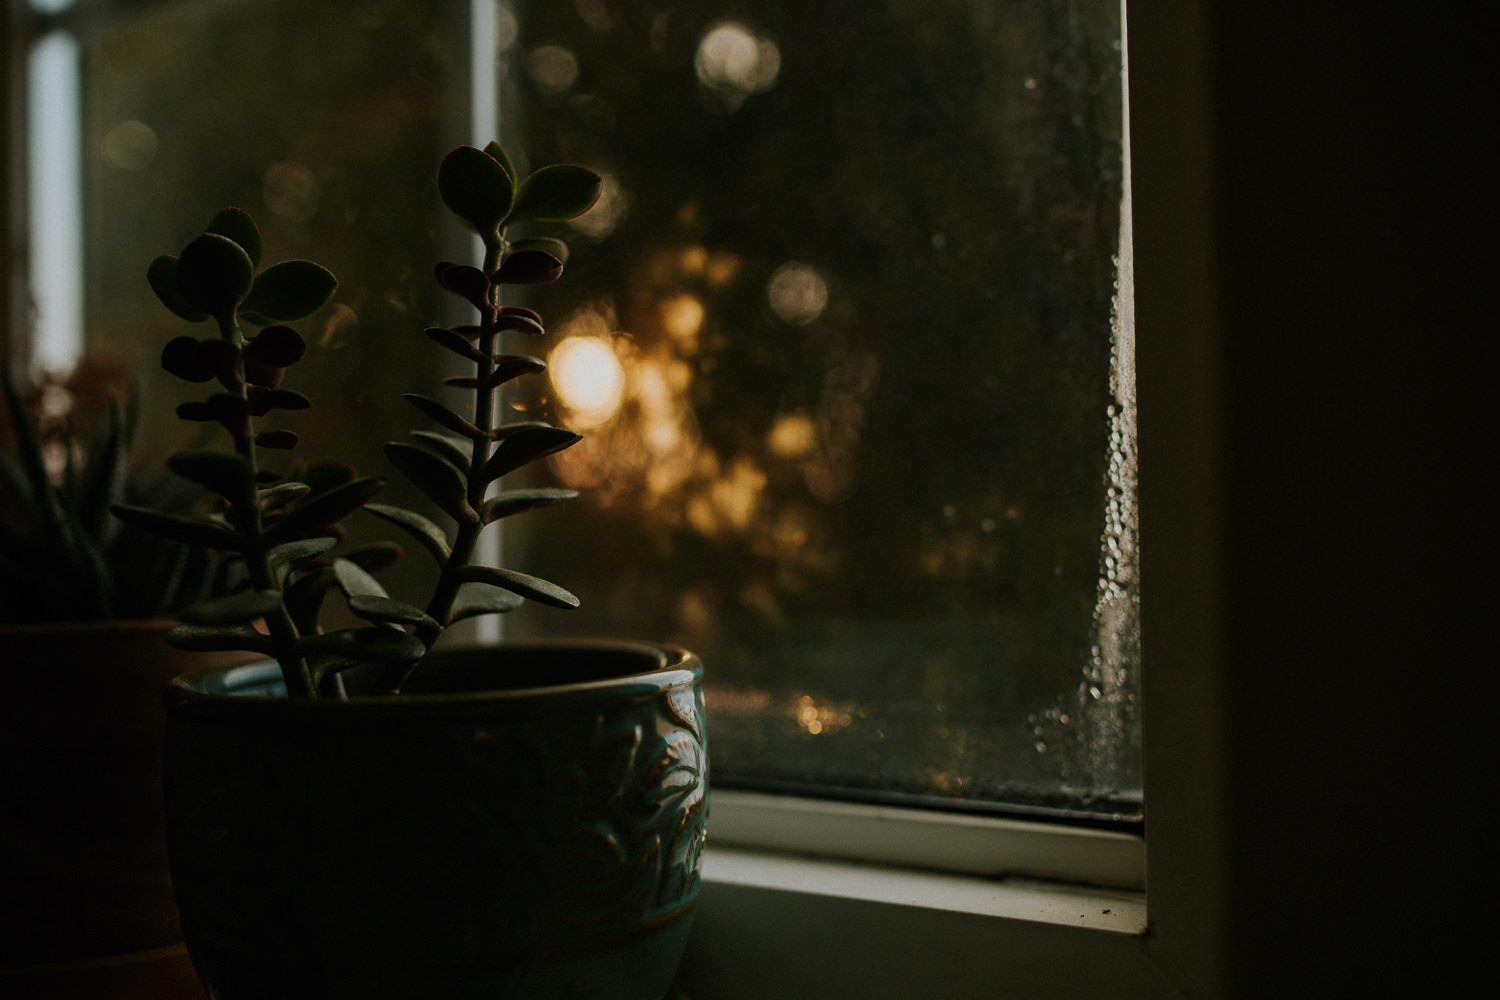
500;0;1139;823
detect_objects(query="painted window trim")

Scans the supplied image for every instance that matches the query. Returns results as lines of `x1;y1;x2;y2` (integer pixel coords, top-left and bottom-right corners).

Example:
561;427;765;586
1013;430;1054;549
707;789;1145;890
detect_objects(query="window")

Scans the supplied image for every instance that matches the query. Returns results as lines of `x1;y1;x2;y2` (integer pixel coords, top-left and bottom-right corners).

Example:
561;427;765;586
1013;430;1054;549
8;0;1139;831
501;0;1140;828
3;4;1191;994
17;0;1328;993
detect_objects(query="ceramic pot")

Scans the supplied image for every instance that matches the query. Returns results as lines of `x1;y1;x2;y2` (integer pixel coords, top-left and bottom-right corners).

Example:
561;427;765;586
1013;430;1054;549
0;619;250;967
162;641;708;999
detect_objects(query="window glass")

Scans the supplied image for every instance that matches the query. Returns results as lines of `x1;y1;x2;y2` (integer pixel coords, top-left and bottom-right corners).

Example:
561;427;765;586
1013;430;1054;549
500;0;1139;822
71;0;465;604
34;0;1137;823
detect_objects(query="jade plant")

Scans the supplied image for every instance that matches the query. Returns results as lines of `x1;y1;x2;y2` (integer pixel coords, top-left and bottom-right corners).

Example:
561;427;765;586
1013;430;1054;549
113;141;602;698
1;366;228;624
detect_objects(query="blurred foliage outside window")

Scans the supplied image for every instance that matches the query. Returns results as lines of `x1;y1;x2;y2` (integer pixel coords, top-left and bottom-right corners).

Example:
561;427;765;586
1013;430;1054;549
33;0;1137;823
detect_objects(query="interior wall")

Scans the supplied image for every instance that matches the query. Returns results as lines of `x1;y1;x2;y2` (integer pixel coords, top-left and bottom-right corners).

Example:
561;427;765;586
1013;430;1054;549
1200;5;1483;993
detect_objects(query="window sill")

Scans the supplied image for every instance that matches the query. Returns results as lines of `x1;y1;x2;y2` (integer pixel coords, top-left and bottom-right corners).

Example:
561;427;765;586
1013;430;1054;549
676;846;1178;1000
705;790;1145;889
702;844;1145;933
674;792;1182;1000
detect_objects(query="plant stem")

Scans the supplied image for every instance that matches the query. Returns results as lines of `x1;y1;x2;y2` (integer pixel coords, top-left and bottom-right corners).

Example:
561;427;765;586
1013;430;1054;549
220;314;315;698
374;234;507;696
422;233;505;641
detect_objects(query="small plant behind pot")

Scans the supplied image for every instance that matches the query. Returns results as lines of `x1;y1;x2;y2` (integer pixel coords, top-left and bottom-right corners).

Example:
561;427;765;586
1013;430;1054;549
1;362;229;625
122;141;708;998
0;362;242;967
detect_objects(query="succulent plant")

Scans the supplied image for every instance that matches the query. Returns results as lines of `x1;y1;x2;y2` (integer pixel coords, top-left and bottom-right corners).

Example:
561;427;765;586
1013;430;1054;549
1;366;228;624
113;141;601;699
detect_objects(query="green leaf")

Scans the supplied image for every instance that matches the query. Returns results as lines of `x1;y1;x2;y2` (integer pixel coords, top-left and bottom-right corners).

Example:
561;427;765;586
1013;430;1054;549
482;487;579;524
241;260;338;323
333;557;387;599
177;589;282;625
403;393;484;441
2;372;51;498
267;535;338;572
110;504;245;552
507;237;570;265
161;336;217;382
243;325;307;366
447;582;525;624
165;622;275;655
433;262;491;311
486;355;546;390
384;441;474;522
73;399;129;540
489;315;544;336
493;249;564;286
410;430;473;471
248;388;311;415
507;163;602;225
345;627;427;664
173;397;247;437
261;475;385;547
167;449;253;501
452;565;580;609
362;503;453;567
176;233;255;320
298;627;427;665
425;326;489;364
496;305;544;327
205;207;262;269
348;594;431;627
284;566;336;634
258;481;311;509
490;420;556;441
148;256;211;322
196;339;242;389
477;425;581;483
438;145;515;234
244;362;285;389
482;140;517;189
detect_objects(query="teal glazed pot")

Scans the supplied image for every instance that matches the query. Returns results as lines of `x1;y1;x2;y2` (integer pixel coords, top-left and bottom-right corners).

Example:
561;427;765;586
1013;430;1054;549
162;642;707;1000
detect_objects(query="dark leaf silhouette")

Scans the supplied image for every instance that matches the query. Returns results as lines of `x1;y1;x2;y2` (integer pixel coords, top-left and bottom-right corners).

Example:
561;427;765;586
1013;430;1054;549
438;144;514;234
241;260;338;324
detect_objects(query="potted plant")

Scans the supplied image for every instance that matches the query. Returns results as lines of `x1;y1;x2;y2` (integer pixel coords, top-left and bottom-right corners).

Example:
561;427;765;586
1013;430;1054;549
116;141;708;999
0;363;243;969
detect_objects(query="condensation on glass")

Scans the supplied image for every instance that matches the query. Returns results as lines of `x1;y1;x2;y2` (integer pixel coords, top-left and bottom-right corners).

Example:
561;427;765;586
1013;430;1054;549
33;0;1138;823
501;0;1139;822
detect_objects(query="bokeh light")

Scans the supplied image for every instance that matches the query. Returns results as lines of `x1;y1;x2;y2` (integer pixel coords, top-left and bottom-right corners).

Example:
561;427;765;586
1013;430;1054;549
527;44;579;94
766;261;828;325
549;334;626;428
660;293;705;350
262;160;320;222
569;172;627;239
694;22;780;108
100;120;157;170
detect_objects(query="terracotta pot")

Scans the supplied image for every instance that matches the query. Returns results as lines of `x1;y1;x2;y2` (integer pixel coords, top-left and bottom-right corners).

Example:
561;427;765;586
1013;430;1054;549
0;619;251;967
163;642;708;1000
